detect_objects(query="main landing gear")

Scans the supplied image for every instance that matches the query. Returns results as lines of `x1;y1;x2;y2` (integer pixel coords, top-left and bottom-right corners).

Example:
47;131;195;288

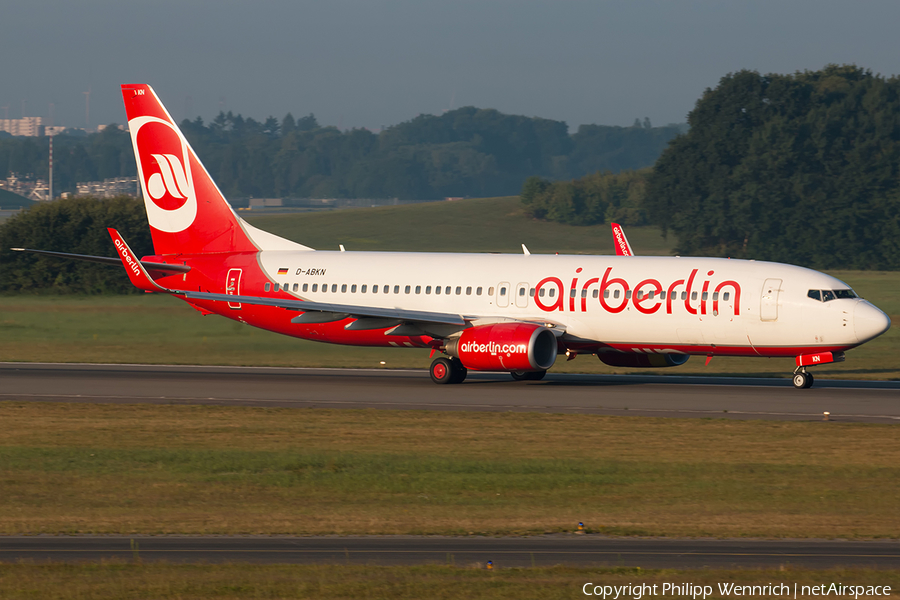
430;357;467;384
792;367;814;389
510;370;547;381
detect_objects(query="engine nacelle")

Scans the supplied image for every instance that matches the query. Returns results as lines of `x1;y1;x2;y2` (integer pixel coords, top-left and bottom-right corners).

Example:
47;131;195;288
597;352;690;368
445;323;558;372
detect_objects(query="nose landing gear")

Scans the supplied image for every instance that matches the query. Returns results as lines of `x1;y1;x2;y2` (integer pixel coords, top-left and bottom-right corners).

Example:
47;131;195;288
792;367;814;389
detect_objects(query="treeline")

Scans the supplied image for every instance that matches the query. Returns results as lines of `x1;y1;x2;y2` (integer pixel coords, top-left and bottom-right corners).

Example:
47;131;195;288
0;108;682;201
526;65;900;269
0;197;151;293
520;170;649;226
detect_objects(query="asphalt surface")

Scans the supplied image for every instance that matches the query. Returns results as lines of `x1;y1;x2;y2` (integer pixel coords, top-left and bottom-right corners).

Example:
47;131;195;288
1;362;898;422
2;535;898;568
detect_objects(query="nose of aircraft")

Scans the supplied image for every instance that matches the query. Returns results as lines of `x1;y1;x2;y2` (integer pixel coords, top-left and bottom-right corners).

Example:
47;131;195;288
854;301;891;343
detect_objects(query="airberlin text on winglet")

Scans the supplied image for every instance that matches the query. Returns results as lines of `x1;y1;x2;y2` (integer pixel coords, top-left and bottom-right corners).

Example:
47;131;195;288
534;267;741;316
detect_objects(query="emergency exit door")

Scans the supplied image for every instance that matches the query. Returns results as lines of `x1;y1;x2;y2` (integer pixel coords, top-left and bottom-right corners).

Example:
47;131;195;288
226;268;242;309
760;278;781;321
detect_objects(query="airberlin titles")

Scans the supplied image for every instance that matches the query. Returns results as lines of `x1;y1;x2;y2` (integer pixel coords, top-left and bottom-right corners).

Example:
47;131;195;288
534;267;741;316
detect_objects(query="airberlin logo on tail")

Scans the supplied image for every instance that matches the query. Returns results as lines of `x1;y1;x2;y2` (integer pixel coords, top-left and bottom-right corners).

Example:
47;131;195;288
147;154;190;201
130;116;198;233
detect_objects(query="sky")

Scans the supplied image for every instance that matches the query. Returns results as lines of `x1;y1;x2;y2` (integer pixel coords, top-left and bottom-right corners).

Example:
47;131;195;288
3;0;899;131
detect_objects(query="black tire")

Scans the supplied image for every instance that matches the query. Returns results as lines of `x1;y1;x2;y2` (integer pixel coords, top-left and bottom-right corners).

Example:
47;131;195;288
449;358;468;384
430;357;454;384
792;372;809;389
511;370;546;381
804;373;815;389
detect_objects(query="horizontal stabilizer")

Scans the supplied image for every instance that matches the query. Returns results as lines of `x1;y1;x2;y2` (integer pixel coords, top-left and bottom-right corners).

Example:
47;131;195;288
10;247;190;274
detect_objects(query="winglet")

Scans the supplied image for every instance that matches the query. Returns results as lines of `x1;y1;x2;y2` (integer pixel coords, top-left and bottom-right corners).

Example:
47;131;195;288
522;244;531;256
107;228;170;292
611;223;634;256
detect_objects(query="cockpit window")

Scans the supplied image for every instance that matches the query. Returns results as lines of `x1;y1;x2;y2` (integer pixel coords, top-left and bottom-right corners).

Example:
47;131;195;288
808;288;858;302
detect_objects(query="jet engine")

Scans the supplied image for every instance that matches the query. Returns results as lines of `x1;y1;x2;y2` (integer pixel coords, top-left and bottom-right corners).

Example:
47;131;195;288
597;352;690;368
445;323;558;372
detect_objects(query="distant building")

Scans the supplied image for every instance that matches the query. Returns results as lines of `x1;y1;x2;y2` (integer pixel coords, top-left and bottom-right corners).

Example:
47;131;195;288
0;173;48;200
75;177;140;198
45;126;66;137
0;117;44;137
249;198;283;208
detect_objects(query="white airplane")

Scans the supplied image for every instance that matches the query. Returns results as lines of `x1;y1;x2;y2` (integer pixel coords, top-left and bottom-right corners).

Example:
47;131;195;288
15;85;892;388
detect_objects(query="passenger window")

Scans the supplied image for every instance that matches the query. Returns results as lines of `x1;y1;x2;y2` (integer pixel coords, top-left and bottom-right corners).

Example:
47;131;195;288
405;285;411;294
466;286;472;295
648;291;654;300
712;292;718;301
373;285;378;294
701;292;708;301
435;286;442;295
274;283;280;292
384;284;389;293
519;287;525;296
529;288;535;297
312;283;318;292
265;282;271;292
445;286;451;295
592;289;599;299
293;283;298;292
302;283;308;292
681;292;687;300
500;287;507;296
822;290;836;302
321;284;327;293
603;290;609;298
548;289;555;298
332;284;337;293
456;286;462;295
570;288;576;297
476;287;482;295
539;289;546;297
625;290;632;299
361;284;367;293
613;290;620;299
426;286;432;294
416;285;421;294
691;292;697;300
394;285;400;294
351;284;357;293
488;287;495;295
341;284;347;293
660;291;666;300
723;292;730;301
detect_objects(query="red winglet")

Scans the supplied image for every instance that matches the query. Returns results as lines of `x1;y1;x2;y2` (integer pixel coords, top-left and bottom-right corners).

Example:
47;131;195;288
611;223;634;256
107;228;169;293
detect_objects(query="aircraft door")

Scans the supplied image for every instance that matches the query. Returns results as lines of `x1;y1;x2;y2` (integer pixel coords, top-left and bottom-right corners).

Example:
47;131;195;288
515;282;529;308
226;268;242;309
497;282;510;308
760;278;781;321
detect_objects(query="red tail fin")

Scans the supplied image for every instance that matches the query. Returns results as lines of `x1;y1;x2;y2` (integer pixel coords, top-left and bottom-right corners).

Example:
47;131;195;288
121;84;311;256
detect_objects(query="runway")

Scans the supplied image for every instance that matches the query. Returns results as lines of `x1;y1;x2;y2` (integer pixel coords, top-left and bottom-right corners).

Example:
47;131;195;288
1;362;899;422
2;535;898;568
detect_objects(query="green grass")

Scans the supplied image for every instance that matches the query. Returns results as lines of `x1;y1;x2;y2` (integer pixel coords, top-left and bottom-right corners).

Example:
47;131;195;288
245;196;676;255
1;403;899;538
0;564;896;600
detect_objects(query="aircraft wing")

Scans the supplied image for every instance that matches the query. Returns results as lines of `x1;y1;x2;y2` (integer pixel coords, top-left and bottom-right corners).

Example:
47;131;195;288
611;223;634;256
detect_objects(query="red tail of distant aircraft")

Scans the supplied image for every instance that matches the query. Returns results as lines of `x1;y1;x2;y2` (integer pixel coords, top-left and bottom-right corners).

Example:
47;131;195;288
13;85;892;388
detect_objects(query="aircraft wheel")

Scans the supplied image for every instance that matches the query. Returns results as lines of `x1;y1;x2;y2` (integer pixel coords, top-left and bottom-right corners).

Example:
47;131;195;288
511;370;546;381
430;357;454;384
449;358;468;384
804;373;815;389
792;372;810;389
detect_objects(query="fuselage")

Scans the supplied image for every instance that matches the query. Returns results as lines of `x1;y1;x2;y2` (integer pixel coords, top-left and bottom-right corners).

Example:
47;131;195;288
163;249;889;359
